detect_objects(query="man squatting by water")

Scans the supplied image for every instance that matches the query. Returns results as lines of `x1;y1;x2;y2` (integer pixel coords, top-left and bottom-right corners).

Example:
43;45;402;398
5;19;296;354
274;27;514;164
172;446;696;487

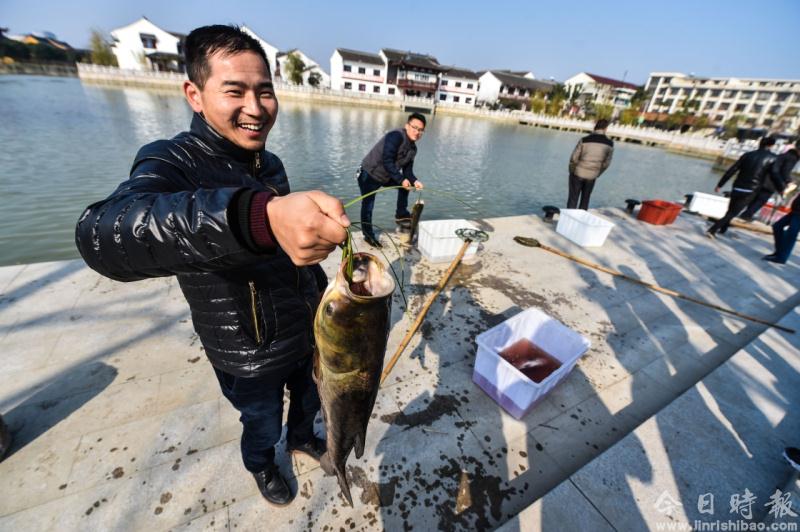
75;25;349;506
357;113;426;248
567;118;614;210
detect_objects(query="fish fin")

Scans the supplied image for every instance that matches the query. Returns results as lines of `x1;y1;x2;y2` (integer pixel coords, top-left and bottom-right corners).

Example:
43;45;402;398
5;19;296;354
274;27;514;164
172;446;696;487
337;466;353;506
354;429;366;459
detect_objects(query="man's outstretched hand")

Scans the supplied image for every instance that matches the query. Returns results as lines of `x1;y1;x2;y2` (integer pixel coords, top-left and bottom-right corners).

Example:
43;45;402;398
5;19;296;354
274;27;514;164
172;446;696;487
266;191;350;265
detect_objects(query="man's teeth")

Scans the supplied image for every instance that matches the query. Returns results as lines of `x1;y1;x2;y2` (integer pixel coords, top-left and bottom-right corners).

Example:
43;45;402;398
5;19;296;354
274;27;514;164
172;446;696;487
239;123;263;131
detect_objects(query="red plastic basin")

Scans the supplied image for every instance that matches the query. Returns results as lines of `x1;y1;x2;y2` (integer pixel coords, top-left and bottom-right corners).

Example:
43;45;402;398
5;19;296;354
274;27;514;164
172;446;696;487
637;200;683;225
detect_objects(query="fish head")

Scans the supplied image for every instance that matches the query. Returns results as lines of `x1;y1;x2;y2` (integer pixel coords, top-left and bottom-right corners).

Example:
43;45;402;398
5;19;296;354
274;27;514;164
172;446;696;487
315;253;395;374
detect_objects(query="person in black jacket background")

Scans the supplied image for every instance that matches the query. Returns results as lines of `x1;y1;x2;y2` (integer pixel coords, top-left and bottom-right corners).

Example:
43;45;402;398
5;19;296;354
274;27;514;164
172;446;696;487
75;26;350;506
707;136;778;238
357;113;426;248
740;141;799;221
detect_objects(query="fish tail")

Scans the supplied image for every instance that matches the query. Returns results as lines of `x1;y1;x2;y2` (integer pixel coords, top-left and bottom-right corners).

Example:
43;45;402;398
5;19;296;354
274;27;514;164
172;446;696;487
322;452;354;506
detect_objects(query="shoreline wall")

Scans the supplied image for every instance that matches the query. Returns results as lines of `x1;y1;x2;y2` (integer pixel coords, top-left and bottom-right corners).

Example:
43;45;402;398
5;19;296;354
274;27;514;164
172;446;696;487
0;62;77;77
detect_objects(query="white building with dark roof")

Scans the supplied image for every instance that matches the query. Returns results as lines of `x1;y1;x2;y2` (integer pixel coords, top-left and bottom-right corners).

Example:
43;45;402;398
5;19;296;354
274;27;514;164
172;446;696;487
109;17;185;72
437;67;479;106
240;25;280;77
380;48;445;100
564;72;640;109
477;70;554;109
330;48;387;94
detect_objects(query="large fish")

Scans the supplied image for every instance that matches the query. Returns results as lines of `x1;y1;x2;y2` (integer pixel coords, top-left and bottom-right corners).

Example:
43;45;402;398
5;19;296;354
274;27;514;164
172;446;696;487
313;252;395;506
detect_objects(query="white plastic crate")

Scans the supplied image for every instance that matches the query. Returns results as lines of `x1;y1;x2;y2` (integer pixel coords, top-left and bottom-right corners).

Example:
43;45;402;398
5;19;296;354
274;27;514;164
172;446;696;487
555;209;615;247
688;192;729;219
473;308;590;419
418;219;479;263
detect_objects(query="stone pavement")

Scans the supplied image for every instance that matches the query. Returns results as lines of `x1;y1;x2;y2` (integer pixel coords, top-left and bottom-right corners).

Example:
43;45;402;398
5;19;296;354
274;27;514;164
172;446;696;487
0;208;798;531
498;303;800;531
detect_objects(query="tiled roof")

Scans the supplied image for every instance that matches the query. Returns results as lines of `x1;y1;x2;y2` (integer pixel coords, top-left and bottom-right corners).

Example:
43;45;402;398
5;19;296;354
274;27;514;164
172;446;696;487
486;70;554;92
442;66;479;80
585;73;639;90
336;48;384;65
381;48;444;71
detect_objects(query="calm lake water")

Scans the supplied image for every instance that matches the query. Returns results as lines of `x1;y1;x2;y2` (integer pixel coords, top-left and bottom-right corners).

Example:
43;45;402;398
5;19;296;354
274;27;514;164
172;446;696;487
0;75;721;266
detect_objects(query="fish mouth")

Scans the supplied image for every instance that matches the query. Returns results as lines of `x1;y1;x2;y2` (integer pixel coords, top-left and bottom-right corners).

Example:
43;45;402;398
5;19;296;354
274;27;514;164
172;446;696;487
342;253;395;298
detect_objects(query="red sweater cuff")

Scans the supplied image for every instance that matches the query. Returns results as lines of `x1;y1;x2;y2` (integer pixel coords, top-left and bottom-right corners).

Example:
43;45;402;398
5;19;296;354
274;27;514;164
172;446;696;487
249;192;277;249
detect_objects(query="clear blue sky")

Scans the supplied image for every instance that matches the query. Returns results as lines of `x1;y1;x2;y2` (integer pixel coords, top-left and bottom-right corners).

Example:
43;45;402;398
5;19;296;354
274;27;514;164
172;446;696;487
3;0;798;84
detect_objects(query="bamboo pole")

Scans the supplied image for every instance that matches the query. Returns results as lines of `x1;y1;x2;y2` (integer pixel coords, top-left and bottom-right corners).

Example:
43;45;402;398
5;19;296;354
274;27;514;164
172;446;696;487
380;238;472;385
513;236;795;334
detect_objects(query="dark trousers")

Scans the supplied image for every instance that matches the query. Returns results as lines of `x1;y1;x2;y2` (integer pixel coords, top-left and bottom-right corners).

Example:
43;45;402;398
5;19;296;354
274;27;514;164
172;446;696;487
772;212;800;263
740;189;773;220
708;190;755;235
567;174;596;210
214;356;320;473
357;170;410;238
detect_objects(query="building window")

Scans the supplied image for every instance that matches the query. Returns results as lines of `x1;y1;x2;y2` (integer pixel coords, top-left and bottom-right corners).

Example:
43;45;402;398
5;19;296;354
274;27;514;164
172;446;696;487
373;86;380;93
344;65;352;72
715;115;725;122
140;33;157;49
373;69;380;76
769;105;781;114
358;84;366;91
735;103;746;112
440;79;448;86
455;81;462;88
507;87;516;95
741;91;754;99
465;97;472;104
467;83;473;89
723;91;734;98
388;87;395;95
453;96;460;103
439;94;447;101
344;82;352;90
358;67;366;74
710;89;721;97
719;102;730;110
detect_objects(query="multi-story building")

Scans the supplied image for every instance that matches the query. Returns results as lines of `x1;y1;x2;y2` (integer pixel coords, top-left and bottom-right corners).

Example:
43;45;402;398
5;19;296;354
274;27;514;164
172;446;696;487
564;72;639;110
644;72;800;134
109;17;185;72
241;25;280;77
330;48;388;95
437;67;479;106
476;70;553;110
380;48;445;100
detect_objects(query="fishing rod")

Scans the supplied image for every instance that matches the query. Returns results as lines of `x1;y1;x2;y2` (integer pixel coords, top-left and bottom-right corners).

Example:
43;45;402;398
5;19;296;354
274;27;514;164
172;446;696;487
513;236;795;334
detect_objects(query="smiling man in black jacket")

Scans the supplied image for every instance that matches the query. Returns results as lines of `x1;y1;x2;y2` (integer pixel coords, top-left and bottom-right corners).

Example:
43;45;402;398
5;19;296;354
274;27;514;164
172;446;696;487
75;25;349;506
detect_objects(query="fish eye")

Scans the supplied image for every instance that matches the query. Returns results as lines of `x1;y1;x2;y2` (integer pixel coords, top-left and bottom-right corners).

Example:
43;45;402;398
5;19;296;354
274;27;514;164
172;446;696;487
325;302;335;317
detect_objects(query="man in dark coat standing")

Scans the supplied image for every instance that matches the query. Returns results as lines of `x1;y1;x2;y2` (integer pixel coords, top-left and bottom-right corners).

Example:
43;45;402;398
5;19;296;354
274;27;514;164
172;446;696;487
75;25;349;506
740;140;799;221
707;136;777;238
567;118;614;210
357;113;426;248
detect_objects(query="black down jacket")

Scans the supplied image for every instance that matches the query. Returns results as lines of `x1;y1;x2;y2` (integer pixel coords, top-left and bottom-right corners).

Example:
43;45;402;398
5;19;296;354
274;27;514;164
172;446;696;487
75;113;326;377
717;148;778;192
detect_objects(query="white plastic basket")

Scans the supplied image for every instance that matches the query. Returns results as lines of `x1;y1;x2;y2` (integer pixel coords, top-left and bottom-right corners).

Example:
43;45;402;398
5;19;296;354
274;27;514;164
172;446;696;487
555;209;615;247
473;308;590;419
418;219;479;263
688;192;729;219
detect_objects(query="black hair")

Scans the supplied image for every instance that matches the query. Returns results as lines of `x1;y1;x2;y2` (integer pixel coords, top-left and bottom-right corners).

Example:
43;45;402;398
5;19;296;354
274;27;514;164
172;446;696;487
185;25;269;88
408;113;427;127
594;119;610;131
759;136;776;149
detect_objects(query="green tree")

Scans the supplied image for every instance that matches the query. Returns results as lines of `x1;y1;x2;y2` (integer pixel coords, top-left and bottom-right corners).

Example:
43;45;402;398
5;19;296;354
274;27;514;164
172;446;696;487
307;71;321;87
692;115;710;131
530;94;546;114
546;94;565;116
592;103;614;121
284;52;306;85
666;111;689;130
723;115;742;139
619;107;640;125
89;29;117;66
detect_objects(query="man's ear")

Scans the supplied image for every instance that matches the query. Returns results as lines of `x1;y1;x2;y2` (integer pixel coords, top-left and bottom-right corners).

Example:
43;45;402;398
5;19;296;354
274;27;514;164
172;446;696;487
183;80;203;113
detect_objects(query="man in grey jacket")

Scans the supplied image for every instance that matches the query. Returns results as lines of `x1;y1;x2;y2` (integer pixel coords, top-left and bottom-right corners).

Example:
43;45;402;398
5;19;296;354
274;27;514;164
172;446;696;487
567;119;614;209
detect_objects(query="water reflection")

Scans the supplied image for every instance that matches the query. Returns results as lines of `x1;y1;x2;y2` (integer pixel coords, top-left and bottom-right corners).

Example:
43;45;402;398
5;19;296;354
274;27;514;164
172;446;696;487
0;76;721;266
